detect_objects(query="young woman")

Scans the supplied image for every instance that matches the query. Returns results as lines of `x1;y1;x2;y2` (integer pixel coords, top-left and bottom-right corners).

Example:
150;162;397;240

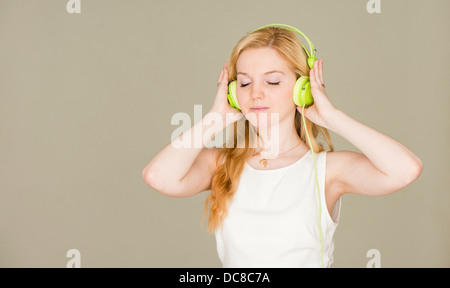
142;25;423;268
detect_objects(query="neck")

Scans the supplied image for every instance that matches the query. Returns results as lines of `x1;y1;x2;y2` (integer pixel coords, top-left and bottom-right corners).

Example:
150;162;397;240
254;113;304;159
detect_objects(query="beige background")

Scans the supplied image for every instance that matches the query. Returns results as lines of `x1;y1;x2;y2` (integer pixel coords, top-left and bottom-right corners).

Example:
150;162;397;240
0;0;448;267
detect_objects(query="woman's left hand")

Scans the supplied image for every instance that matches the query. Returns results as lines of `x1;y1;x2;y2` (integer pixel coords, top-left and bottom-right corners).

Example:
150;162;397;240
296;59;337;129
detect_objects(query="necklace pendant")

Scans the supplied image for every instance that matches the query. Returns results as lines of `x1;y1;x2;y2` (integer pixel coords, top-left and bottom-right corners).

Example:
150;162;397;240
259;158;268;168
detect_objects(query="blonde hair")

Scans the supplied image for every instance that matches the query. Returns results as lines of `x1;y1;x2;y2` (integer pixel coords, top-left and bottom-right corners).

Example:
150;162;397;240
203;27;334;233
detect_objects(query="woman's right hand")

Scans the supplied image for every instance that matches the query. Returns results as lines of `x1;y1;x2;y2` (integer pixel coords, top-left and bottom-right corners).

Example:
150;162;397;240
209;62;244;125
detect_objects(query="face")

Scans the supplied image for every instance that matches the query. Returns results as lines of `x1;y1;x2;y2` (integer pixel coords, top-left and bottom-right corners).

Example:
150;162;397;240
235;47;297;128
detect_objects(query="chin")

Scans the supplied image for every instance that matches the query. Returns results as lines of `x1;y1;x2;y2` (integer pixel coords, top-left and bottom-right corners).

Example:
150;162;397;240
245;111;280;130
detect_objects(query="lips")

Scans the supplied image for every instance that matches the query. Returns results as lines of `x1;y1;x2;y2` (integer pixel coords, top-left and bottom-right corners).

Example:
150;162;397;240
250;107;269;112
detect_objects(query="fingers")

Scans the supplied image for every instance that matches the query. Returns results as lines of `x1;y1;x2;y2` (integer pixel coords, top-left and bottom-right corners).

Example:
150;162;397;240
217;62;228;89
319;59;324;84
223;62;229;85
217;64;224;83
309;61;318;87
310;59;324;89
314;60;321;86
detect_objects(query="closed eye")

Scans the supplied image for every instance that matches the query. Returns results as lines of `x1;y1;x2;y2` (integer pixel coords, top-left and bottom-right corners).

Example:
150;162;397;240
240;82;280;87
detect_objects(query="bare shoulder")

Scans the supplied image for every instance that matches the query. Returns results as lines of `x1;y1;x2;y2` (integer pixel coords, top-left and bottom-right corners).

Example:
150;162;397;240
326;150;364;172
325;150;395;197
198;146;222;173
324;150;365;206
325;150;364;185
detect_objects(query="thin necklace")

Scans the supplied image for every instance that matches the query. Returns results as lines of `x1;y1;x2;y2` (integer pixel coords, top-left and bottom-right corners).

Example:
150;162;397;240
256;141;302;168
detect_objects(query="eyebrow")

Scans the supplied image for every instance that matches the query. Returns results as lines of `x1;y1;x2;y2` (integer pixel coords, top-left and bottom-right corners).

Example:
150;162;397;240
237;70;285;76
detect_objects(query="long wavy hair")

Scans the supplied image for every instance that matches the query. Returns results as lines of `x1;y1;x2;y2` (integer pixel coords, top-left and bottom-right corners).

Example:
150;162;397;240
203;26;334;233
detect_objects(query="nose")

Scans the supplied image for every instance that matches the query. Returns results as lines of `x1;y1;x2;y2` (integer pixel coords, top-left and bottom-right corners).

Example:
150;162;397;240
250;82;265;100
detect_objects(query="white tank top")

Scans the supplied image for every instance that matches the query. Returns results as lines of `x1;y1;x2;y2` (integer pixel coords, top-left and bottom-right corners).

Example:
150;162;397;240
214;150;341;268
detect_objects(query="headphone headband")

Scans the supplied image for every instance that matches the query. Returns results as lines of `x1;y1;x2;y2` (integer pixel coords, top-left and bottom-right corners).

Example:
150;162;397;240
252;23;317;69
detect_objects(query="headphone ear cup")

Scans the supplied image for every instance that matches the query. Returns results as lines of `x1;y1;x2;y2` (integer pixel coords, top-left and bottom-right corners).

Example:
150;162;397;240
307;56;317;69
293;76;314;107
227;81;241;110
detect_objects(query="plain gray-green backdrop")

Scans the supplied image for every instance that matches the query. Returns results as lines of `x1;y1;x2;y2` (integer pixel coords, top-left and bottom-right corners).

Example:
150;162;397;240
1;0;449;267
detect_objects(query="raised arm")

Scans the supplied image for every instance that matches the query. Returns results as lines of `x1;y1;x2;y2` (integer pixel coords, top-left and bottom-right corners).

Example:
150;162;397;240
142;62;243;197
301;59;423;197
141;112;219;197
325;109;423;196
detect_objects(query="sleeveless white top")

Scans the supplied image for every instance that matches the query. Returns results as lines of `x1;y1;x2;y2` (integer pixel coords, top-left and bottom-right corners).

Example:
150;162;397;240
214;150;341;268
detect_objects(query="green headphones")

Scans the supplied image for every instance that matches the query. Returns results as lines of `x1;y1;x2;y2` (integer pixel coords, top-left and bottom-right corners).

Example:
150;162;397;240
227;23;318;111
